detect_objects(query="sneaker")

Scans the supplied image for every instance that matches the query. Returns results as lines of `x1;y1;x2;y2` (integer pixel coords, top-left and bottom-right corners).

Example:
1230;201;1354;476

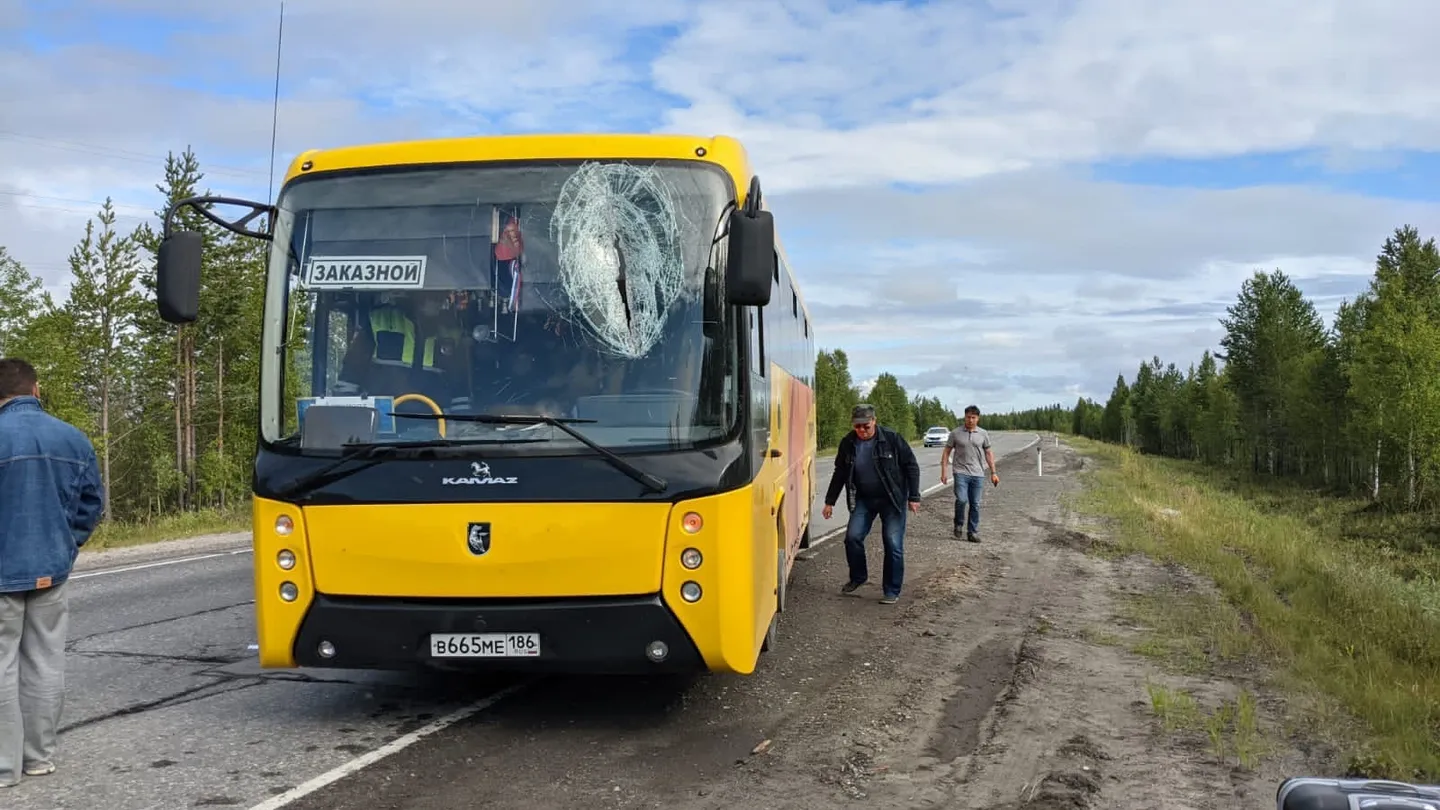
841;581;864;595
967;533;981;543
879;594;898;605
953;527;965;539
24;762;54;776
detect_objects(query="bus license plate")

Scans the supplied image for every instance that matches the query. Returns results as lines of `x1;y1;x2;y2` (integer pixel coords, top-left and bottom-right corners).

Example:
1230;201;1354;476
429;632;540;658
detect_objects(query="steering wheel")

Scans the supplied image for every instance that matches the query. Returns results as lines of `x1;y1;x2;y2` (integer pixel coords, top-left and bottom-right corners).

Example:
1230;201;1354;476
392;393;447;438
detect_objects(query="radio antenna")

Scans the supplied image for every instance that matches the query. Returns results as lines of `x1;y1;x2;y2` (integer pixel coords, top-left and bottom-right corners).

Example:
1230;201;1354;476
266;1;285;209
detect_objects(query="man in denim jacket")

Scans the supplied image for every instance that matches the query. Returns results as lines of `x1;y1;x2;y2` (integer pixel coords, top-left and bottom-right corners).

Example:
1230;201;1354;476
0;358;104;787
820;403;921;605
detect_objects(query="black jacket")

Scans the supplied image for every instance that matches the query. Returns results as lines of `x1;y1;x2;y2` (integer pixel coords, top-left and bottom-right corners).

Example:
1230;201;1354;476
824;425;922;513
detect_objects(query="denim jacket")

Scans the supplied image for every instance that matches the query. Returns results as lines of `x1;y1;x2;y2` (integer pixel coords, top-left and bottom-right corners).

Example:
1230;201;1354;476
0;396;105;592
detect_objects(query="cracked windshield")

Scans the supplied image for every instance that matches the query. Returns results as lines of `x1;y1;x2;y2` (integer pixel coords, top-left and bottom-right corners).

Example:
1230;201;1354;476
269;161;736;449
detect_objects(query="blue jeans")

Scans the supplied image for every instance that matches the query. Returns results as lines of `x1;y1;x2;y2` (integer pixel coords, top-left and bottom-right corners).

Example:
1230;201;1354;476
843;497;906;598
953;474;984;535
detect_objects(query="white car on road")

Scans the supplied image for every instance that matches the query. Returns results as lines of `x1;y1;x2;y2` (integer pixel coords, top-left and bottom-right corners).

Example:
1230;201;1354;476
922;425;950;447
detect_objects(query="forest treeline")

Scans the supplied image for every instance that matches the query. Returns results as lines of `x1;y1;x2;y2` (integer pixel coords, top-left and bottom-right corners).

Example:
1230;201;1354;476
992;224;1440;513
815;349;960;449
0;149;963;527
2;149;266;524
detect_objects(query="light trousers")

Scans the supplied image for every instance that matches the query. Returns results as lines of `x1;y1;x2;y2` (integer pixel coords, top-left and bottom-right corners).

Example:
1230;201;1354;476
0;582;67;785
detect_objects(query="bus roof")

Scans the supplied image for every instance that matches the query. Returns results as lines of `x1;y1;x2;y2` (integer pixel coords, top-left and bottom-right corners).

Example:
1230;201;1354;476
279;132;809;321
282;132;754;196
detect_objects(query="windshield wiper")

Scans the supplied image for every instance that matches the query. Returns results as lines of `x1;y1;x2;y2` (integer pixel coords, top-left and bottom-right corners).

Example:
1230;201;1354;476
393;412;669;494
272;437;542;499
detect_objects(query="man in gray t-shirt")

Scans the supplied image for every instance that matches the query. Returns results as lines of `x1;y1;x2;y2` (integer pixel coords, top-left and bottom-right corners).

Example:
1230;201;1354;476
939;405;998;542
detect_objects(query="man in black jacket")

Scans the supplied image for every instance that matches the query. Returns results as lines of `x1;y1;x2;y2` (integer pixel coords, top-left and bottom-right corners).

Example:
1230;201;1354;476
821;403;922;604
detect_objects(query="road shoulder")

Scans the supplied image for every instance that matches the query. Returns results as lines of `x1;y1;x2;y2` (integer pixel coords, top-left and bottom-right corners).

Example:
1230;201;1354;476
929;452;1317;809
71;530;252;574
683;439;1320;809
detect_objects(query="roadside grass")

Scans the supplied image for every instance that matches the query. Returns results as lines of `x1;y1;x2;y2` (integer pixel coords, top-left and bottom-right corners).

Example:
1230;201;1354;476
85;504;251;552
1144;679;1267;770
1064;436;1440;782
1119;588;1260;677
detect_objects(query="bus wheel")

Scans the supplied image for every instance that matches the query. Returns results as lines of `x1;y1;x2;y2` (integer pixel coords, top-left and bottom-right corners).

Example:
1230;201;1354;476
777;546;789;613
762;547;784;652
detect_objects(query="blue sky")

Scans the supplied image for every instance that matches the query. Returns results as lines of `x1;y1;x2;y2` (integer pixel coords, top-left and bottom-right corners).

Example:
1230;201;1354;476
1092;150;1440;201
3;0;1440;413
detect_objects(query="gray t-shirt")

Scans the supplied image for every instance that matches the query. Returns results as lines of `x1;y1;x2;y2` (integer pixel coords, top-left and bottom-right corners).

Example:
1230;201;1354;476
946;426;991;477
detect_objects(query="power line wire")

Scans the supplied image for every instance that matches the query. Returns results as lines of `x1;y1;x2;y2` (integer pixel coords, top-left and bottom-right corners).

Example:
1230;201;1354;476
0;190;155;215
267;1;285;208
0;130;269;181
3;199;151;222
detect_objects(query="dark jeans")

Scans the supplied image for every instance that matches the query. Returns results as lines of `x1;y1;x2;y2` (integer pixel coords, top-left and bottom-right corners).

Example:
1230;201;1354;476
953;474;984;535
844;496;906;598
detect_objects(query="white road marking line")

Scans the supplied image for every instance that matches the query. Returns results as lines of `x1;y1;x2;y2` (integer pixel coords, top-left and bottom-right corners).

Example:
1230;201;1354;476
246;680;533;810
70;548;253;580
800;434;1041;557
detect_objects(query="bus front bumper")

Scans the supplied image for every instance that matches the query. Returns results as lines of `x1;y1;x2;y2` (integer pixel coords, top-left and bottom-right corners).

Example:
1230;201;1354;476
290;593;707;674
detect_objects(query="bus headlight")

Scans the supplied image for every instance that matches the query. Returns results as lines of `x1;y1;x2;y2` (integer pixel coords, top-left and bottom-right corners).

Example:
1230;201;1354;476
277;550;296;570
279;581;299;602
681;512;703;533
680;581;702;603
275;514;294;536
680;548;702;569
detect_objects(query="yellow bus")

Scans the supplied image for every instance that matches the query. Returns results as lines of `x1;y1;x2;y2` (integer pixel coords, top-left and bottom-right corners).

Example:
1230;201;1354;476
152;133;817;675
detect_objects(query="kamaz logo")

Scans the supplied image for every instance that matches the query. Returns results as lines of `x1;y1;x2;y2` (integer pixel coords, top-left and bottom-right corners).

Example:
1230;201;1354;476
442;461;518;486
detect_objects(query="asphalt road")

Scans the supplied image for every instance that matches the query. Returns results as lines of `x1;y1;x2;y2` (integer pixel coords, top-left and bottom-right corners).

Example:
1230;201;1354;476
3;432;1040;810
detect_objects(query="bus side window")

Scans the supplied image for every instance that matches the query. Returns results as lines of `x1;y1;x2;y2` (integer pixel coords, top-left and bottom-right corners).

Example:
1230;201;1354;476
749;310;764;377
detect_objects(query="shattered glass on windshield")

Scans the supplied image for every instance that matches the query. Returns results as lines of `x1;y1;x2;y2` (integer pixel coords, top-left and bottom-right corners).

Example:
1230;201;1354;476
259;159;739;452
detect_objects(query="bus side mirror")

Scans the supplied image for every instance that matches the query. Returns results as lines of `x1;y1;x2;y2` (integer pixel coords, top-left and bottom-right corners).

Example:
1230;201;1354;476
724;207;774;307
157;230;203;324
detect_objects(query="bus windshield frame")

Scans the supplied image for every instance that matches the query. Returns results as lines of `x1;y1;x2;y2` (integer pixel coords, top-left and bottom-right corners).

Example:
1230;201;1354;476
255;158;742;457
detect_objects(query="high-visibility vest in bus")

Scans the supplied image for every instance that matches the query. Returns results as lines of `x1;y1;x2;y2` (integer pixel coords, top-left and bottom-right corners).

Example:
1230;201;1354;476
369;306;459;372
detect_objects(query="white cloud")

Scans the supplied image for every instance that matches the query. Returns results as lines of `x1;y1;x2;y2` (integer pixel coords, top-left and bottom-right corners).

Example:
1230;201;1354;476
655;0;1440;191
787;176;1440;409
2;0;1437;413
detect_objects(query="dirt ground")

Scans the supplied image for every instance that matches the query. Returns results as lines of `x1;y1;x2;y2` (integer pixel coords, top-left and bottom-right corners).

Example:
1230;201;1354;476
666;441;1315;810
288;439;1320;810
